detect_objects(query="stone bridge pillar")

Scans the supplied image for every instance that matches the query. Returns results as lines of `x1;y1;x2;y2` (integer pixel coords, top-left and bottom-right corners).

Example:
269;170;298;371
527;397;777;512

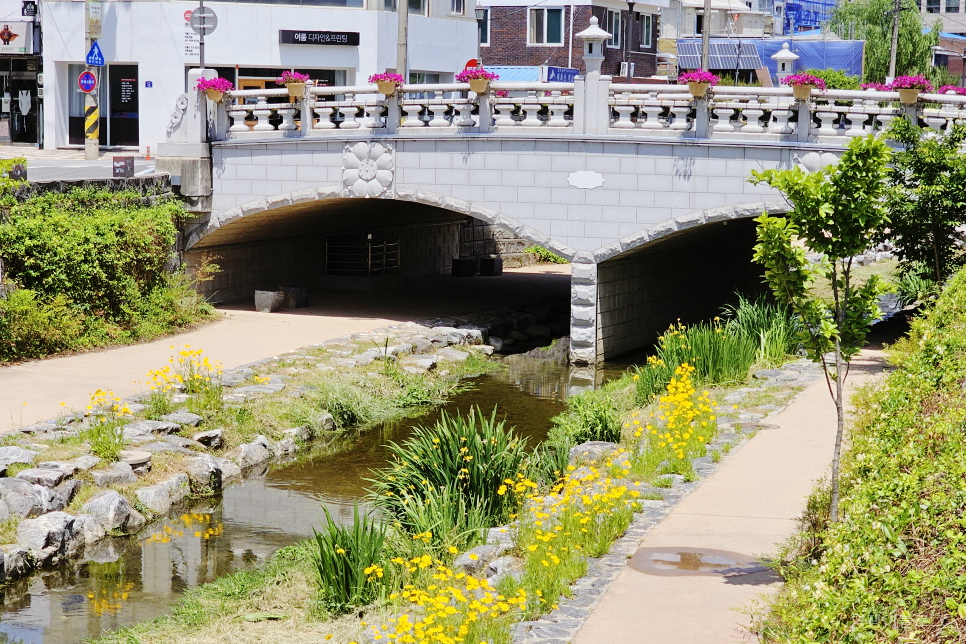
569;261;599;365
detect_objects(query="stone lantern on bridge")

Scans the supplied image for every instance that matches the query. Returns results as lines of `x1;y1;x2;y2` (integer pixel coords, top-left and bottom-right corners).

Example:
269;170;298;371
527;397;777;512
771;42;799;85
574;16;613;134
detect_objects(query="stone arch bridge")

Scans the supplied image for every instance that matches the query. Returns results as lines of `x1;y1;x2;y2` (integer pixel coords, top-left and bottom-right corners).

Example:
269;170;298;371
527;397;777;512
160;73;965;363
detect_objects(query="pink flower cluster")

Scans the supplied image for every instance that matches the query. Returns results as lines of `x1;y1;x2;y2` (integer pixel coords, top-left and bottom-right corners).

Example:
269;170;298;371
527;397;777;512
275;71;311;86
368;72;404;85
455;69;499;82
890;75;933;91
195;77;234;92
678;70;719;85
781;73;827;90
938;85;966;96
861;82;890;91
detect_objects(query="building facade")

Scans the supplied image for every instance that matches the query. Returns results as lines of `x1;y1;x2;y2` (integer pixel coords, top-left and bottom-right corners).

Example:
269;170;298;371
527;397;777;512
0;0;41;145
923;0;966;36
478;0;663;78
41;0;477;153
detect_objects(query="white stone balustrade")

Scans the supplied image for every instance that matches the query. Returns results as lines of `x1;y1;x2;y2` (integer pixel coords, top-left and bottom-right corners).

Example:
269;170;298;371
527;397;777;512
211;82;966;145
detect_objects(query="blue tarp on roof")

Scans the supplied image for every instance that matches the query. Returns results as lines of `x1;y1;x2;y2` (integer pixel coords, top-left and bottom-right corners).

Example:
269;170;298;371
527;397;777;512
485;66;541;82
754;39;865;82
677;38;864;82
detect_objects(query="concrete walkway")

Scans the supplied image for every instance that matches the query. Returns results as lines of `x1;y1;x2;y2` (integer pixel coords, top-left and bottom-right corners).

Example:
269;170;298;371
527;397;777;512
0;265;569;432
575;349;886;643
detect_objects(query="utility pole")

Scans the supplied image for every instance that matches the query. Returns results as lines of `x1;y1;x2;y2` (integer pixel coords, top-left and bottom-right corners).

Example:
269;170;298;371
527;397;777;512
701;0;712;70
199;0;206;69
887;0;903;82
396;0;409;81
83;0;100;160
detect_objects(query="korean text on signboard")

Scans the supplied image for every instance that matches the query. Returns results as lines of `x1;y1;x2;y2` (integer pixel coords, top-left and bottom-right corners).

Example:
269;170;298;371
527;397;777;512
544;66;579;83
279;30;360;46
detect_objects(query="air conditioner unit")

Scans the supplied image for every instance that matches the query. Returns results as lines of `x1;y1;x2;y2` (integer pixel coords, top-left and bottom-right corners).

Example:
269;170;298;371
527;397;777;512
37;73;42;85
37;87;43;99
619;62;636;77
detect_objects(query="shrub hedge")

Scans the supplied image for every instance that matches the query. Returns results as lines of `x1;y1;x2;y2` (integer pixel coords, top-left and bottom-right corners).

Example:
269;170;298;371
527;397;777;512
0;188;213;362
759;267;966;642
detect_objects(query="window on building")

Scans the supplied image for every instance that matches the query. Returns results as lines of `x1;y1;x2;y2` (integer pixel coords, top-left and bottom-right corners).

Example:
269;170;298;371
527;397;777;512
927;0;940;12
528;7;564;45
637;13;653;48
384;0;427;15
479;7;490;45
606;9;621;47
947;0;960;12
451;0;464;15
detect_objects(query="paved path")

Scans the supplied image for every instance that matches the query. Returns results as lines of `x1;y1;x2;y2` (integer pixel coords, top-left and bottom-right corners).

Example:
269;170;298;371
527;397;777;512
575;349;886;644
0;265;569;432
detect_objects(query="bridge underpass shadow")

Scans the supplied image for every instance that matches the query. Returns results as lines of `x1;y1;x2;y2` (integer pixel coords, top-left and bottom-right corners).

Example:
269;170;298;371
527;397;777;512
215;264;571;324
597;217;768;361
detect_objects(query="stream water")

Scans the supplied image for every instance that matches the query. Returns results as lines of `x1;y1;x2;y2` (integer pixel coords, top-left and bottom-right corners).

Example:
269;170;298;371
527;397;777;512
0;352;603;644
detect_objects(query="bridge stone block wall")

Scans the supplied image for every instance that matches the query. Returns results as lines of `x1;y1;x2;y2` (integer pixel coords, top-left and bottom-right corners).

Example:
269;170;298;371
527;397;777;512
459;218;535;268
192;135;819;362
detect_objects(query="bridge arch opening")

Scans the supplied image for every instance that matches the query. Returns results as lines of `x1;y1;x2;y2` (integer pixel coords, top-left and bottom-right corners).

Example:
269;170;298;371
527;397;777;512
181;192;573;351
588;207;782;363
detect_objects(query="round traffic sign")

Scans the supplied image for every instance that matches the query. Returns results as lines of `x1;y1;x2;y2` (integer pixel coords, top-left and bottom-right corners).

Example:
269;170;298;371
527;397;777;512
78;71;97;93
183;9;192;21
189;6;217;36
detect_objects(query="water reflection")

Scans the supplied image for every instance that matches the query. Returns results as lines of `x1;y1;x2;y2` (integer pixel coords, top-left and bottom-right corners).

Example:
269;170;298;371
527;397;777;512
0;359;583;644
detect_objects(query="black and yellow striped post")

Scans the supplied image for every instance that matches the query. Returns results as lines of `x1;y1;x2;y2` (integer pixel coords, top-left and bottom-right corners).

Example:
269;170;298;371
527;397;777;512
84;104;98;140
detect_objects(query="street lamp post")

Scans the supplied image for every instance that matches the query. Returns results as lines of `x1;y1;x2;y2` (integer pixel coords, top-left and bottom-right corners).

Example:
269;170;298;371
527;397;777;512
475;6;486;65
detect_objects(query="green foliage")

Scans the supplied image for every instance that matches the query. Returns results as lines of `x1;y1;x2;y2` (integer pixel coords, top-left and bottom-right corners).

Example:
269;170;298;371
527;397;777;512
0;288;84;361
523;246;568;264
750;134;893;521
0;189;213;362
0;188;183;324
757;267;966;642
551;389;622;444
370;407;528;535
750;135;892;364
828;0;939;83
883;119;966;283
311;505;392;614
388;485;490;555
722;296;801;368
892;261;939;306
0;157;27;195
800;68;860;90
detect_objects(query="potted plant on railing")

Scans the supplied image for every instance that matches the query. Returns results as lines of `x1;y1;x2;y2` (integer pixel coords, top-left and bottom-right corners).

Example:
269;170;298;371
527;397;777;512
678;70;719;98
276;71;312;99
860;82;890;92
456;68;500;95
195;76;234;102
369;72;404;97
782;72;827;100
938;85;966;96
890;75;934;104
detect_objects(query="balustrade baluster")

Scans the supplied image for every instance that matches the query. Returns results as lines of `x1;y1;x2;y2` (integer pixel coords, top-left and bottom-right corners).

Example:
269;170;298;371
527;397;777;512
845;107;870;137
401;103;425;127
252;99;274;131
767;106;794;135
313;104;337;129
815;110;838;137
713;105;737;132
668;104;689;130
454;102;476;127
427;91;450;127
493;101;517;127
639;103;664;129
612;104;636;129
547;102;570;127
364;104;386;128
339;100;362;129
228;105;251;132
742;102;765;133
278;106;297;131
521;91;543;126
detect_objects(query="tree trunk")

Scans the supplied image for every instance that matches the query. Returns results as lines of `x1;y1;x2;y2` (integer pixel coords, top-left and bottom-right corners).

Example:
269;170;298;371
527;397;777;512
829;338;845;522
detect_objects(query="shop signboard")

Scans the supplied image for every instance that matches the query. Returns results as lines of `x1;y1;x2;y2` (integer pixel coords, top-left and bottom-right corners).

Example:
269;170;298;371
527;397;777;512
0;22;31;54
279;30;360;46
542;66;579;82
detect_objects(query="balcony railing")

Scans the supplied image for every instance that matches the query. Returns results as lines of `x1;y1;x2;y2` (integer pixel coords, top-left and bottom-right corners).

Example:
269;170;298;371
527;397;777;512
210;80;966;145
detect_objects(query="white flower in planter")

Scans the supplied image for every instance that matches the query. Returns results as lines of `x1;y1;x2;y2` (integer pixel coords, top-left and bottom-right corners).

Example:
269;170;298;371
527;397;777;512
342;142;394;198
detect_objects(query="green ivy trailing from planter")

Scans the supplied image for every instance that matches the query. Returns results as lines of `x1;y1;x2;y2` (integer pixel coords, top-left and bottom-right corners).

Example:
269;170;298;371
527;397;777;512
757;266;966;642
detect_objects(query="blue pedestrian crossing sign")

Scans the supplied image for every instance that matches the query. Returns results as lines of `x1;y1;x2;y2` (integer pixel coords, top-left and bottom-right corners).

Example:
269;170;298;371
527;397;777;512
86;41;105;67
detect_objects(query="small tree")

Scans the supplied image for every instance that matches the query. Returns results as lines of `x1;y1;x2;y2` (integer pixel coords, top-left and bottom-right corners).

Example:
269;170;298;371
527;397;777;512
749;135;892;521
883;118;966;286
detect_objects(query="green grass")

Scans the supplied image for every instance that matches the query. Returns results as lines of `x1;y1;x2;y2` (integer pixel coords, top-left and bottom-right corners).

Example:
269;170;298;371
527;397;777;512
755;265;966;642
523;246;568;264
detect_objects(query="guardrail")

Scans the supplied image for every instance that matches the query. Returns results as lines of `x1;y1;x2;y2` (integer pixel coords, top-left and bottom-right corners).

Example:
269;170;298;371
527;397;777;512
210;80;966;144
